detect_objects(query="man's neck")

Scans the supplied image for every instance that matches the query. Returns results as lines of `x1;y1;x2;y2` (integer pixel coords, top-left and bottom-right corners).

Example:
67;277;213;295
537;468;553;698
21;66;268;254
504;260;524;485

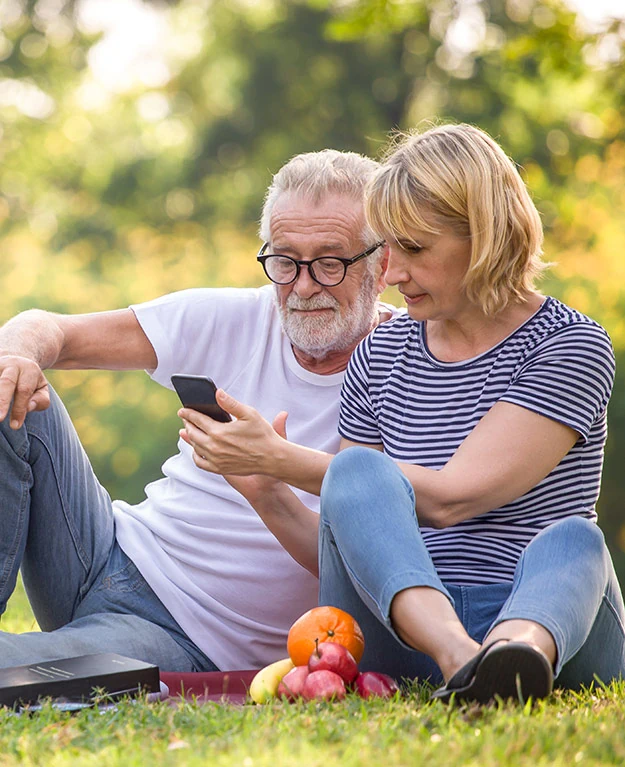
291;306;392;375
291;344;357;375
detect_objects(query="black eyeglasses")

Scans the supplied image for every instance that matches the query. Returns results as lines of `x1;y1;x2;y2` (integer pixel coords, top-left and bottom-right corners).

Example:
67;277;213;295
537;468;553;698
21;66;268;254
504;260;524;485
257;241;384;287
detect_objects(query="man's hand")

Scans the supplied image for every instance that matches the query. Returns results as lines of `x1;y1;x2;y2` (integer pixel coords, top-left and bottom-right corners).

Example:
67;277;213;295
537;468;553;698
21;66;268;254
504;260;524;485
178;389;288;477
0;355;51;429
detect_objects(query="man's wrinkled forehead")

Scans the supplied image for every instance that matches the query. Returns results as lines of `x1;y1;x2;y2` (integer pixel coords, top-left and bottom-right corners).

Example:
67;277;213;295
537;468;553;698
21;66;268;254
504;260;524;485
268;192;365;246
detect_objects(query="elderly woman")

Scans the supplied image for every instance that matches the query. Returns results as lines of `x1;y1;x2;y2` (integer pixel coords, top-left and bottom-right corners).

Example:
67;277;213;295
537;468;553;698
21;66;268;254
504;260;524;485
318;123;625;702
181;123;625;703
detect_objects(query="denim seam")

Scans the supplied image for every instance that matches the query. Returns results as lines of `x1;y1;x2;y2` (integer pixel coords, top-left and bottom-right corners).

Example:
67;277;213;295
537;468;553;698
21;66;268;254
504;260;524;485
460;586;469;628
491;544;566;663
600;592;625;636
26;429;91;578
95;561;148;594
0;467;30;600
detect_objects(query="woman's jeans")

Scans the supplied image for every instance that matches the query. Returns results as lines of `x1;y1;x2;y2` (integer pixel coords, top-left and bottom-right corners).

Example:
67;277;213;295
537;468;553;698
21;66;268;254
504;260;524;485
319;447;625;688
0;388;216;672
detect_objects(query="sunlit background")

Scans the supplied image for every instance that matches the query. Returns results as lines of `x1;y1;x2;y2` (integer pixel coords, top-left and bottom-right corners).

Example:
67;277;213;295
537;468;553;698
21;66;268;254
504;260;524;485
1;0;625;611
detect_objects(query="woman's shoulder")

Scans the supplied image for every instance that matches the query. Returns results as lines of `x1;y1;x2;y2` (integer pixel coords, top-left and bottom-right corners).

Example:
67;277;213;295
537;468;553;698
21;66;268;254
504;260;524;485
520;296;614;364
350;313;419;371
531;297;611;342
372;311;418;339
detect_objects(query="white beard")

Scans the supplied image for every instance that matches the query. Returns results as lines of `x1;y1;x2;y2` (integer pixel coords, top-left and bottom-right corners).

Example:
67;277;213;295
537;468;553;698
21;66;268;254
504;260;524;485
276;273;379;359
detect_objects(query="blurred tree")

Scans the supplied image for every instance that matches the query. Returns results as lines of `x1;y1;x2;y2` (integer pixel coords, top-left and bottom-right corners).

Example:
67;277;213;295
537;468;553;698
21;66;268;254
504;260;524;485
1;0;624;573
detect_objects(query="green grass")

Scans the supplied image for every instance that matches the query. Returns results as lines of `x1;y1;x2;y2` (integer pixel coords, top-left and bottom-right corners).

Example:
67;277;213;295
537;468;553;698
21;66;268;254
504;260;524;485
2;584;625;766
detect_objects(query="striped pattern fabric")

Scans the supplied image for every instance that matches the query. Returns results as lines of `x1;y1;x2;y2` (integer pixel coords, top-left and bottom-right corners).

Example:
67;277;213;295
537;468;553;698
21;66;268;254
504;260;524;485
339;297;615;585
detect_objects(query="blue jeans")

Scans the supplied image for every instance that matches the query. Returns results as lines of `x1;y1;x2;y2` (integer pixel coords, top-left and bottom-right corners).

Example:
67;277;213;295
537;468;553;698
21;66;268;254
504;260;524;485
319;447;625;688
0;388;217;672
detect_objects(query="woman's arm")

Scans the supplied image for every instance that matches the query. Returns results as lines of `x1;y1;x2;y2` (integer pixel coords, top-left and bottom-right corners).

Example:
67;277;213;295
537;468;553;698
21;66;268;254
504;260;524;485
181;393;578;529
345;402;578;529
222;473;321;576
181;405;324;574
179;392;334;495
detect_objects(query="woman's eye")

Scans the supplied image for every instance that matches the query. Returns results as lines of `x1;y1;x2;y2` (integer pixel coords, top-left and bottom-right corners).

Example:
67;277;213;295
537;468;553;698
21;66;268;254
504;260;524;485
400;243;423;254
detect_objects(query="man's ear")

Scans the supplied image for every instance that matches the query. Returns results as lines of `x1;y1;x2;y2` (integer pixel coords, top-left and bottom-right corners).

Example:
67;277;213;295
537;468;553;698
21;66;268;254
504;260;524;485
376;245;390;294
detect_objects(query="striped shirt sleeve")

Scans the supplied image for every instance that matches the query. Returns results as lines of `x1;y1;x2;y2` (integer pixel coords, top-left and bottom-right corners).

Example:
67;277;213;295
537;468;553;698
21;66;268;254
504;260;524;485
339;335;382;444
500;322;615;440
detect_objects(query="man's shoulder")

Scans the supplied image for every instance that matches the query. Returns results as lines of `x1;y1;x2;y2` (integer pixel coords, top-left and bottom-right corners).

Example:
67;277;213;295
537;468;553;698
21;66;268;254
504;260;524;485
132;285;277;326
376;301;406;322
150;284;274;308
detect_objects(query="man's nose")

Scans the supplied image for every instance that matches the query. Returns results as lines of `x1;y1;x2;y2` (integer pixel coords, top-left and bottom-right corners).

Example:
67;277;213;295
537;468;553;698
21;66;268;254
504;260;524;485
292;264;323;299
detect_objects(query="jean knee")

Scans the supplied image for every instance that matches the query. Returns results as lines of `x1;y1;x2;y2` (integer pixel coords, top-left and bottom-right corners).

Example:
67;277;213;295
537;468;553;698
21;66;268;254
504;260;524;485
321;447;409;530
321;448;382;522
531;516;609;584
553;516;606;555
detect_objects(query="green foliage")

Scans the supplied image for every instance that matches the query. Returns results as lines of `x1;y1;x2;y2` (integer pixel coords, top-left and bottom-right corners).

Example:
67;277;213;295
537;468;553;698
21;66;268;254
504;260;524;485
1;0;625;568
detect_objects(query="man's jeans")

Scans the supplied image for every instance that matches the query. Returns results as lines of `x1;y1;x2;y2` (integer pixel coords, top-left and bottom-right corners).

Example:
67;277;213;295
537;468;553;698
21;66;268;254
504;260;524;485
0;388;216;672
319;447;625;688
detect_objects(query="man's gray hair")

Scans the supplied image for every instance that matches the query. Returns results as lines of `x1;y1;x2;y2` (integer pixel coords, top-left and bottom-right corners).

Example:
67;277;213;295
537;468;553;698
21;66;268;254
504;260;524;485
259;149;380;246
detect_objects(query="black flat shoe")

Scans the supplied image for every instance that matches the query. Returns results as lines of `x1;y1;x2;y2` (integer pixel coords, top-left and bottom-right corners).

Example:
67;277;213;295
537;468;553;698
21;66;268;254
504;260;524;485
431;639;554;705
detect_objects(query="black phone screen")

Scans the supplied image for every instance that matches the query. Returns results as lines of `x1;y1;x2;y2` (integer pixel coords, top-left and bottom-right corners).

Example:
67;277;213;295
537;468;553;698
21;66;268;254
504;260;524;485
171;374;232;422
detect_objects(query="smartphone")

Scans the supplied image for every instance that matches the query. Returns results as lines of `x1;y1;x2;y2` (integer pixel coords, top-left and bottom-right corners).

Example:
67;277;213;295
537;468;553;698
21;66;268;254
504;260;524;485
171;374;232;423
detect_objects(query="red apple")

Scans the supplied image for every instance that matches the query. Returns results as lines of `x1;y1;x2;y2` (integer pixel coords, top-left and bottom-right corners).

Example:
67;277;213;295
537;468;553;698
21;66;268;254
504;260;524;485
308;641;359;684
354;671;399;699
277;666;310;701
302;670;347;701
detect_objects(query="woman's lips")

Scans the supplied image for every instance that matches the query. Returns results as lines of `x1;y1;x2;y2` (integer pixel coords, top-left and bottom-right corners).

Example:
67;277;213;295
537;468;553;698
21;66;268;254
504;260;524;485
402;293;427;305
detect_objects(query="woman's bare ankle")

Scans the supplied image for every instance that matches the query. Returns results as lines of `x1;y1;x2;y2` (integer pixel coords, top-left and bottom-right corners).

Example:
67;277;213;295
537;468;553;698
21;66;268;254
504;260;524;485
438;637;481;682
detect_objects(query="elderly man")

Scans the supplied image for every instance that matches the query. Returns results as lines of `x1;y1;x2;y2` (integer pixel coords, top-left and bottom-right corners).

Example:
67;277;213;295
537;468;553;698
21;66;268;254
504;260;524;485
0;149;396;672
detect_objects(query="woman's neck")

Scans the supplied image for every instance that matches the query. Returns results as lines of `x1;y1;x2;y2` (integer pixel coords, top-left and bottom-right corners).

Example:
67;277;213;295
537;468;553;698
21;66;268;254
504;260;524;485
425;293;545;363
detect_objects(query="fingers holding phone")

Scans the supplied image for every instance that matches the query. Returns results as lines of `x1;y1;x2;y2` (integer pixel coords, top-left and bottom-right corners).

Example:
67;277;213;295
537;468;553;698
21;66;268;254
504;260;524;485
172;374;284;478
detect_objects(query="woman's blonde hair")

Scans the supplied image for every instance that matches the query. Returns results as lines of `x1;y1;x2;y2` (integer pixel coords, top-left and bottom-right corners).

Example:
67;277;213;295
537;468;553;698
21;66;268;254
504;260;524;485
366;123;547;315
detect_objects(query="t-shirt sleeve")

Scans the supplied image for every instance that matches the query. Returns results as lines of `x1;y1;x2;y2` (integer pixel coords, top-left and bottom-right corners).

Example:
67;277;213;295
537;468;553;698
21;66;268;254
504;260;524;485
338;335;382;444
500;321;615;441
130;287;272;390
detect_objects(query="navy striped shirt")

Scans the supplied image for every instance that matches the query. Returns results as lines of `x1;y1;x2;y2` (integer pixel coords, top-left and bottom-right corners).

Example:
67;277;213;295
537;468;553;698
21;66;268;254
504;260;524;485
339;297;615;585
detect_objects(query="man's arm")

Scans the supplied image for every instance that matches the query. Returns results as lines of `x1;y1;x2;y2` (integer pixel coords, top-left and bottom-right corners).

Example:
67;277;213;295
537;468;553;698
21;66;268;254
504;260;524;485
0;308;157;428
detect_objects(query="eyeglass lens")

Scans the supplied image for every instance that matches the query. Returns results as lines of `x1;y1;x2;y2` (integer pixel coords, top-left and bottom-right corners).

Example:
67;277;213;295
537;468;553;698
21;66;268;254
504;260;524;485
264;256;346;286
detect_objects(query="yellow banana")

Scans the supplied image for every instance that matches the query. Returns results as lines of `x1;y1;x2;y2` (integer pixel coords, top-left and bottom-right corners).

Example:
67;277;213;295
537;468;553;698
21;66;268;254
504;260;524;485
249;657;294;704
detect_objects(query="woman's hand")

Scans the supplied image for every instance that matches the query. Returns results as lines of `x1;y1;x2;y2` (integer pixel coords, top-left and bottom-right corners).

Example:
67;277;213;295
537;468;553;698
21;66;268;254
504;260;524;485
178;389;288;476
222;472;285;508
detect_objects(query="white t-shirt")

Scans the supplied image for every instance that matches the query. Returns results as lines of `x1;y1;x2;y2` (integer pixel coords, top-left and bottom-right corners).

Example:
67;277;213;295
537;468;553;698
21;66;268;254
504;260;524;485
113;285;397;670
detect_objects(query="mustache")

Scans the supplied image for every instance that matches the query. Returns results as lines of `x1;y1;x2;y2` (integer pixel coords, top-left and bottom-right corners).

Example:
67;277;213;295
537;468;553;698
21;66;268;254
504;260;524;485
285;293;339;311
